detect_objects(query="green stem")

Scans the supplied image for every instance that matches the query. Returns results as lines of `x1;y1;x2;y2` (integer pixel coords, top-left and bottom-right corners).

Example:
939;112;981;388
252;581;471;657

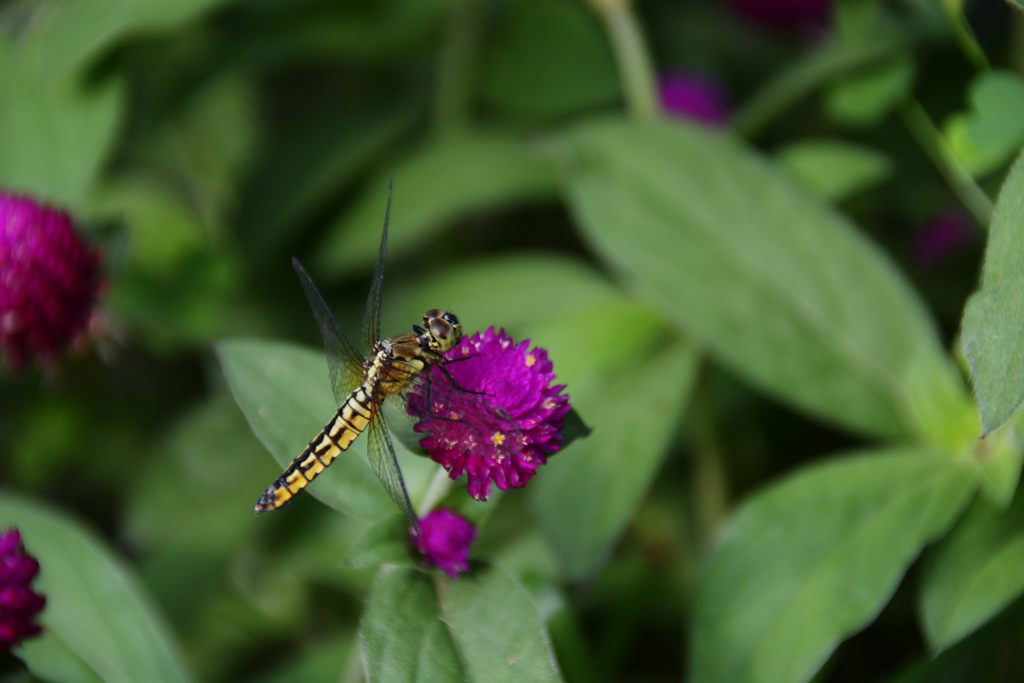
945;2;990;70
900;100;994;227
434;0;480;130
691;366;728;553
418;466;454;515
589;0;659;120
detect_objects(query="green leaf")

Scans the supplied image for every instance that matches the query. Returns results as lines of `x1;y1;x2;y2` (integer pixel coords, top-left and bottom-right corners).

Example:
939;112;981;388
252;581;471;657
776;139;892;200
343;516;414;569
691;449;975;683
0;63;124;209
383;252;622;338
0;492;192;683
530;336;697;579
440;565;563;682
559;119;952;439
124;395;268;553
479;0;619;120
734;31;908;136
962;152;1024;434
17;632;103;683
920;492;1024;651
3;0;240;84
360;565;564;683
216;339;434;521
943;71;1024;177
359;567;467;682
1011;0;1024;13
315;131;558;275
824;53;916;127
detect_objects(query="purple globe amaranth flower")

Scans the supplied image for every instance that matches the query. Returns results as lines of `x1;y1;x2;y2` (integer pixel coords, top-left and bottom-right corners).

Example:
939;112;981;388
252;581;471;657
411;508;476;578
0;528;45;651
409;328;571;501
659;72;729;126
1;192;101;371
731;0;832;28
914;211;976;267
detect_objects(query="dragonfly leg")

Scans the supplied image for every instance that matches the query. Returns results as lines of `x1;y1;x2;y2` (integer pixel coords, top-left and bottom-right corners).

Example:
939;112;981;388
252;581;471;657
439;364;492;396
420;374;481;432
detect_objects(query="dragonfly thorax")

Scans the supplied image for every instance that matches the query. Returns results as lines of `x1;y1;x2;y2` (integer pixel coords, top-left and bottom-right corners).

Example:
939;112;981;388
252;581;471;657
420;309;462;353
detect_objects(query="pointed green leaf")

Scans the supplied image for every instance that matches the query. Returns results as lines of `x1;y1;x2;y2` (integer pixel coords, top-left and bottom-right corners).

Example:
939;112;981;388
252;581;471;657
962;152;1024;434
530;335;697;579
315;131;558;275
920;492;1024;651
0;492;192;683
691;450;974;683
361;564;563;683
560;119;953;439
216;339;434;521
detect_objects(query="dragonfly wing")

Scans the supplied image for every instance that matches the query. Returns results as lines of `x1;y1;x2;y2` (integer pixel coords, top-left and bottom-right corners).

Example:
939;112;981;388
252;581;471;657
367;404;420;534
292;257;365;405
362;181;391;353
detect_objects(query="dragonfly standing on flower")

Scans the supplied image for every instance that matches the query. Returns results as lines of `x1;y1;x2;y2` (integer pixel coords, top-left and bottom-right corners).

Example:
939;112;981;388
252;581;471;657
254;183;475;529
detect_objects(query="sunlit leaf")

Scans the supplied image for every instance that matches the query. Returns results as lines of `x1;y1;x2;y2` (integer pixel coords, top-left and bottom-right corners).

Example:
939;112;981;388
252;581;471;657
691;450;975;683
216;339;434;522
962;152;1024;434
560;118;955;439
943;71;1024;177
777;139;892;200
315;131;558;276
920;492;1024;651
0;492;192;683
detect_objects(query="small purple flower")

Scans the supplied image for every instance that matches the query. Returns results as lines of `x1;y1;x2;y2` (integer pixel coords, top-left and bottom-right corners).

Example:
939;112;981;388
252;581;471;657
409;328;571;501
0;528;45;651
659;72;729;126
914;211;976;267
731;0;832;28
411;509;476;578
1;192;101;371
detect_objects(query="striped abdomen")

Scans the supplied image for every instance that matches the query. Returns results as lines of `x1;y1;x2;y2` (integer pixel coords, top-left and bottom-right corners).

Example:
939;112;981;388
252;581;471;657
254;384;377;513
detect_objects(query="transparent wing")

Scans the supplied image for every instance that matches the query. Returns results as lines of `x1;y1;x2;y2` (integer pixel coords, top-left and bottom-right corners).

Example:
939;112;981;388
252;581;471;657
292;257;365;405
403;364;519;440
366;406;421;535
362;181;392;353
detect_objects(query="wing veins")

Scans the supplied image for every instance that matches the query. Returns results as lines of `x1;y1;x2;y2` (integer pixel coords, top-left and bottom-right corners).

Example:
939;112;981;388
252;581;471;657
292;257;364;405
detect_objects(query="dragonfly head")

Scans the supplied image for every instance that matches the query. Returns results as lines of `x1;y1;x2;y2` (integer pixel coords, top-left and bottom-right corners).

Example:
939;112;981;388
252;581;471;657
423;309;462;353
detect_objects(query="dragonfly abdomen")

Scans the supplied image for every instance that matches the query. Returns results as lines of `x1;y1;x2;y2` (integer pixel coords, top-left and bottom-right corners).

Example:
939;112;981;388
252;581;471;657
254;384;378;514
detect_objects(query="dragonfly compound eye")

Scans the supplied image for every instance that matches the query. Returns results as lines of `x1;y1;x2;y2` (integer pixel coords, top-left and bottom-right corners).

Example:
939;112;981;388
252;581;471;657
429;318;450;341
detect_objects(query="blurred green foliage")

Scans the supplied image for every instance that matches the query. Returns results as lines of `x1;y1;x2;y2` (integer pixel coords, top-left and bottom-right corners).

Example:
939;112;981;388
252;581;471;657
3;0;1024;682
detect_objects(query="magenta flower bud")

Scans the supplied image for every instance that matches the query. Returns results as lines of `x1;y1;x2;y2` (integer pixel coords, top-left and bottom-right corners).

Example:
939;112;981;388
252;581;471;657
0;192;101;371
914;211;975;267
0;529;45;650
408;328;571;501
731;0;831;28
659;72;730;126
411;509;476;578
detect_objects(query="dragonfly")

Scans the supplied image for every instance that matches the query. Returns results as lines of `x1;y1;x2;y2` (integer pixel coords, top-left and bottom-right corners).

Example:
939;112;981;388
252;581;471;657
254;183;474;529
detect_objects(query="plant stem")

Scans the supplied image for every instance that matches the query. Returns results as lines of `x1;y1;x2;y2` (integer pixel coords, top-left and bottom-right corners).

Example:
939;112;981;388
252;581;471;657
589;0;659;120
944;2;990;71
691;366;728;553
434;0;480;130
900;100;994;227
418;466;454;515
